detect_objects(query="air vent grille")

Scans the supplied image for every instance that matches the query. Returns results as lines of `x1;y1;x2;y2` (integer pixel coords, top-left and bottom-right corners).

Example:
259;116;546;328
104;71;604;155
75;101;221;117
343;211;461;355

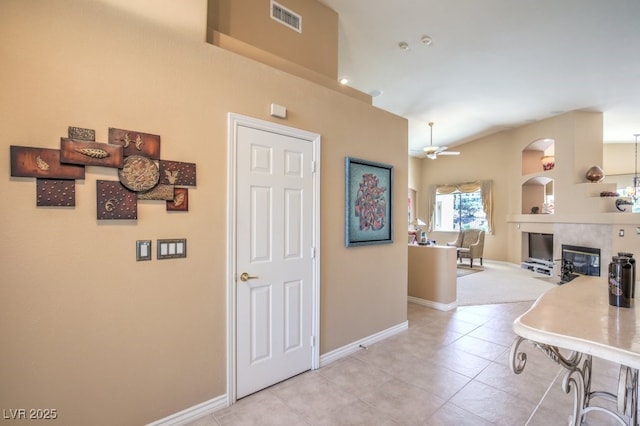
271;1;302;33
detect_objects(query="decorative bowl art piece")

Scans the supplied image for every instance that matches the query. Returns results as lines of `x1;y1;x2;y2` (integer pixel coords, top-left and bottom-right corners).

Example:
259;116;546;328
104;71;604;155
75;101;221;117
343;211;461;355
585;165;605;183
118;155;160;192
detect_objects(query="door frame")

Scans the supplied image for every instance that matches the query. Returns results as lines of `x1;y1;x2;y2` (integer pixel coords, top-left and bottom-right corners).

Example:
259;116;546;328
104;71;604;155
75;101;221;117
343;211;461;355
226;113;321;405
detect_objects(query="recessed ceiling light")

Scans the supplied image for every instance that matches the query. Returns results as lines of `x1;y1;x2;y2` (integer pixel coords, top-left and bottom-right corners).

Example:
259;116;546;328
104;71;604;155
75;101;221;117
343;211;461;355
339;77;349;85
398;41;409;50
421;35;432;46
368;89;383;98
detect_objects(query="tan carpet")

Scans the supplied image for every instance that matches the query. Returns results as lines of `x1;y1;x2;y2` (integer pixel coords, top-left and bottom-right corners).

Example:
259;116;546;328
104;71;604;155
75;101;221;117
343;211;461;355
457;260;556;306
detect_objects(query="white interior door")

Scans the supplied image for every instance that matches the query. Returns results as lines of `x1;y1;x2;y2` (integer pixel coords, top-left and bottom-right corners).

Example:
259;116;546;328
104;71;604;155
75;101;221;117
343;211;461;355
233;120;317;399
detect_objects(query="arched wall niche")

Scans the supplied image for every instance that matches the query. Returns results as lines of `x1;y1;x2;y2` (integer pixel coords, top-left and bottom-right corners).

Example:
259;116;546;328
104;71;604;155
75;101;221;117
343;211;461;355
522;138;555;175
522;138;555;214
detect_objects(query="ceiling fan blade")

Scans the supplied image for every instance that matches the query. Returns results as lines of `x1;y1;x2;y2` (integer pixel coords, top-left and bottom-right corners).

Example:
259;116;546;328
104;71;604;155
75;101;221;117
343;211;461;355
424;122;455;157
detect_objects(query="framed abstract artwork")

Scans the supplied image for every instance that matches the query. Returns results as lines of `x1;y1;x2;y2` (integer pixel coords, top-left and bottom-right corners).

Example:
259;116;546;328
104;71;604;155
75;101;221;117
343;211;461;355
345;157;393;247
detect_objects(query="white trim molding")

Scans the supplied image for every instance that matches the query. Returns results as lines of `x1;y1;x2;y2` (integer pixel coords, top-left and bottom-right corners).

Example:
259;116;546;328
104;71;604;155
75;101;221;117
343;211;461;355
408;295;457;312
146;395;227;426
319;321;408;367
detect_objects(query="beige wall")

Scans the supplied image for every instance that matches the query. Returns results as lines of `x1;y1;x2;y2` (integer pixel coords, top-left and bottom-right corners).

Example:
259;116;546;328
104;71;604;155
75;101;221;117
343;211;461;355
604;143;638;176
415;111;620;262
0;1;407;424
418;131;513;259
209;0;338;78
408;155;422;191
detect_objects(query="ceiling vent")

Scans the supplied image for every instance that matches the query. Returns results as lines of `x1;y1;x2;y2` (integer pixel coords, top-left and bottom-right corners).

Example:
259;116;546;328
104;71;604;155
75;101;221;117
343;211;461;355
271;1;302;33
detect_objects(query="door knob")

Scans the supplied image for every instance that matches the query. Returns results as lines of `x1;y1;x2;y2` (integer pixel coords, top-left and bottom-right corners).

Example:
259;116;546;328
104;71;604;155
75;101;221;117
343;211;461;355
240;272;259;282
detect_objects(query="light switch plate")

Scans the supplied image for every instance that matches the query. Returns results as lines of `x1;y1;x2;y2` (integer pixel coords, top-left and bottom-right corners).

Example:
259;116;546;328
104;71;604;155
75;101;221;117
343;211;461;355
136;240;152;261
157;238;187;259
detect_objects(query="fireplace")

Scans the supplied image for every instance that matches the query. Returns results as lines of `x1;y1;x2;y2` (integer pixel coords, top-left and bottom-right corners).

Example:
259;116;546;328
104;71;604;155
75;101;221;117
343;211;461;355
562;244;601;277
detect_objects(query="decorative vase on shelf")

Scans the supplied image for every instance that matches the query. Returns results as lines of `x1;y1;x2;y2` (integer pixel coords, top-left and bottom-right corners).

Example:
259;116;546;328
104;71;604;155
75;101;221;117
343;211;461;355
585;166;605;183
541;156;555;171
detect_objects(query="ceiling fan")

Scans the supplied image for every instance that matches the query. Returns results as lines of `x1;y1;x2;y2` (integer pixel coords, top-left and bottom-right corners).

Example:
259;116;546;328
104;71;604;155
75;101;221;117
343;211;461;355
423;122;460;160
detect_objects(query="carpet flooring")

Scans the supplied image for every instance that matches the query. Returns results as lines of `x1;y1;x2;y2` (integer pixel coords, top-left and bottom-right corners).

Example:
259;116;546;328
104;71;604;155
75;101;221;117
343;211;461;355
456;260;556;306
456;266;483;277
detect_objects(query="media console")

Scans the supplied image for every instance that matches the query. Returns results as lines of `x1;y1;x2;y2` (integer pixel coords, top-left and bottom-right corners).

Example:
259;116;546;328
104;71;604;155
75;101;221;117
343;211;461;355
520;258;554;276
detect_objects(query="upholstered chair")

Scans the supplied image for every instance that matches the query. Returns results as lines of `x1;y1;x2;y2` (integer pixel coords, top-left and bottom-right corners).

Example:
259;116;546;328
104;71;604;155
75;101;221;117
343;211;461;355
447;229;485;268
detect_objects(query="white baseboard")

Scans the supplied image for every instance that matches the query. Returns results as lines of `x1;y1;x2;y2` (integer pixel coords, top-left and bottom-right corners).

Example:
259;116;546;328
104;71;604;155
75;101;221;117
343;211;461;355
146;395;227;426
319;320;408;367
408;295;457;311
149;322;410;424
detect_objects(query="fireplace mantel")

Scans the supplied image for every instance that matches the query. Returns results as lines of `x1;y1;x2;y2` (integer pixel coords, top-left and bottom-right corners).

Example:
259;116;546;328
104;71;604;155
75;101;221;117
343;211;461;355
508;212;638;226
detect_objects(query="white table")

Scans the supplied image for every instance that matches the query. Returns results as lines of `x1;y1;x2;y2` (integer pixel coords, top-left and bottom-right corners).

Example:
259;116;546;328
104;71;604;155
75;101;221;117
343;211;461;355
510;276;640;425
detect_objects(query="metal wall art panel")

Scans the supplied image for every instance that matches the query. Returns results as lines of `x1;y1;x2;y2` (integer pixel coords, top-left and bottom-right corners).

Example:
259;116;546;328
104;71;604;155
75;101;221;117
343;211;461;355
10;146;85;180
137;184;175;201
158;160;196;186
67;126;96;141
36;178;76;207
96;180;137;220
166;187;188;211
108;127;161;160
60;138;124;168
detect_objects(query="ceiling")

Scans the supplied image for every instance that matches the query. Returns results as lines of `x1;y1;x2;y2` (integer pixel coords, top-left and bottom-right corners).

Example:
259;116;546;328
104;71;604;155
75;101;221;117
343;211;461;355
318;0;640;156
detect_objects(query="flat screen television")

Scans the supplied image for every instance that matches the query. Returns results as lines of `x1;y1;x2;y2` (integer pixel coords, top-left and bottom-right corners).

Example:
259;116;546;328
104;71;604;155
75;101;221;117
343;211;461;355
528;233;553;262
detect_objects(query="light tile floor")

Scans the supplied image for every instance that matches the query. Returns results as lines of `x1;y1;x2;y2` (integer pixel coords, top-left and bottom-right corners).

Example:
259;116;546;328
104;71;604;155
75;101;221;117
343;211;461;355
189;301;626;425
